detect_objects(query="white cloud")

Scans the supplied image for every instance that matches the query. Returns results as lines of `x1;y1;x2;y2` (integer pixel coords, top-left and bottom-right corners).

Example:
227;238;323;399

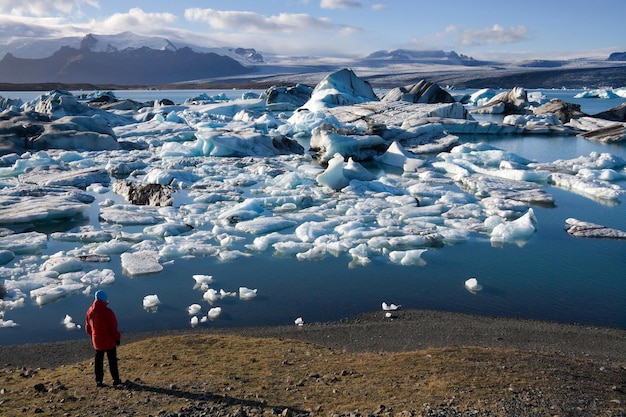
96;8;177;33
0;15;72;39
371;4;388;11
0;0;99;17
184;8;336;33
412;24;528;52
320;0;362;9
458;24;528;46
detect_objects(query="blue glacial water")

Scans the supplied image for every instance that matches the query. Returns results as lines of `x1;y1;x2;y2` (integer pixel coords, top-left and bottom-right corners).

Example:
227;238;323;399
0;88;625;346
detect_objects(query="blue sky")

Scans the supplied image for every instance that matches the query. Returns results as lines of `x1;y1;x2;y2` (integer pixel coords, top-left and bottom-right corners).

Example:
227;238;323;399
0;0;624;60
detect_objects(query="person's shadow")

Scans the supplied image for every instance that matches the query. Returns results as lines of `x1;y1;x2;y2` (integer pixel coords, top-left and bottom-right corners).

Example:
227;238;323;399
123;379;306;414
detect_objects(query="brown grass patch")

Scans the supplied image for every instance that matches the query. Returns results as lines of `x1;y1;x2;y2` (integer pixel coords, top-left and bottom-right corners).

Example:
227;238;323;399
1;334;624;416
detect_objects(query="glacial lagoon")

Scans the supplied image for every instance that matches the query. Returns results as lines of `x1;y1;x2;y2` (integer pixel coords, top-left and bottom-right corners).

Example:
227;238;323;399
0;86;625;346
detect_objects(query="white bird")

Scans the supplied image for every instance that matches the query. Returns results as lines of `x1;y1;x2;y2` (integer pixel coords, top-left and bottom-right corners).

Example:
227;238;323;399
294;317;304;326
187;304;202;316
464;277;483;293
382;301;401;311
207;306;222;320
239;287;257;300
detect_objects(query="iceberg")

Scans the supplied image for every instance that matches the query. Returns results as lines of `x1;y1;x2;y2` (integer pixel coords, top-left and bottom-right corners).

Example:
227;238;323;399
489;208;538;246
573;89;619;99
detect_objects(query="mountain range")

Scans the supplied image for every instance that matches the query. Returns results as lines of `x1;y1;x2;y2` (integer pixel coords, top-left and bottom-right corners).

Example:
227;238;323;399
0;34;250;85
0;32;625;88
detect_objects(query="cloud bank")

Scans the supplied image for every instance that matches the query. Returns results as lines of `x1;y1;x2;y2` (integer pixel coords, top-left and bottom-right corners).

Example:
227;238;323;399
184;8;335;33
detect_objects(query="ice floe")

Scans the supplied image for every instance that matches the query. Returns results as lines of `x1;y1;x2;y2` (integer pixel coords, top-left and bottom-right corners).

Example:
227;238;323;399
565;218;626;239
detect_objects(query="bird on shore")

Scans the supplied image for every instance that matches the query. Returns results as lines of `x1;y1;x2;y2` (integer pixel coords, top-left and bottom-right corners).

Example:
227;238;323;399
382;301;401;311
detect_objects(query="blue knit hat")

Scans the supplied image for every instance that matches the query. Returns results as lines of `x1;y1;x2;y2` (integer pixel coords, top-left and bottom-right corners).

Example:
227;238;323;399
94;290;108;302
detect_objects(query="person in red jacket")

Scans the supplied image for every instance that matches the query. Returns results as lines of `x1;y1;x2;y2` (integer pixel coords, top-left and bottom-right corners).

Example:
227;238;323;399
85;290;122;387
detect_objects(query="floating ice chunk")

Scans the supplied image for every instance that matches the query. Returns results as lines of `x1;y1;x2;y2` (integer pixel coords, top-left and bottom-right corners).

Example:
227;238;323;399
564;218;626;239
51;229;115;243
316;153;351;190
503;113;562;129
468;88;497;107
303;68;378;111
573;89;619;99
480;197;529;219
192;274;213;289
297;243;329;261
143;222;193;238
388;249;427;266
30;282;84;306
41;254;83;274
203;288;220;304
458;175;554;206
143;294;161;312
273;241;312;256
207;306;222;320
0;231;47;254
86;183;109;194
464;277;483;293
375;141;425;172
0;295;25;311
490;208;537;246
121;250;163;276
220;289;237;298
315;154;380;190
348;243;371;267
217;199;264;224
0;317;17;327
0;250;15;266
93;239;133;255
80;269;115;286
239;287;257;300
99;206;162;225
294;317;304;326
382;302;401;311
295;220;340;243
62;314;81;330
549;172;622;203
311;127;385;164
217;249;251;261
431;161;471;178
187;303;202;316
235;216;297;234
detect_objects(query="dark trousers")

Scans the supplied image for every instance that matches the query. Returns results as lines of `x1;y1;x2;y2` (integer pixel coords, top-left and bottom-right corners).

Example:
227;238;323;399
94;347;120;383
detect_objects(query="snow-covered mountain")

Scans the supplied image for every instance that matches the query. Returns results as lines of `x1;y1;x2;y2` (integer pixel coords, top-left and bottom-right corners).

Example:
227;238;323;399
0;32;265;65
1;32;177;59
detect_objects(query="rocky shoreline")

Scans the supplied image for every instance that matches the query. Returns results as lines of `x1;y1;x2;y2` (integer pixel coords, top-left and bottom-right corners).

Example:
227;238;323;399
2;309;625;369
2;309;625;417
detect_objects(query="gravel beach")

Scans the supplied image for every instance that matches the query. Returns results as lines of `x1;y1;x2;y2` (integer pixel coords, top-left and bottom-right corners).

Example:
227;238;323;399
2;309;625;369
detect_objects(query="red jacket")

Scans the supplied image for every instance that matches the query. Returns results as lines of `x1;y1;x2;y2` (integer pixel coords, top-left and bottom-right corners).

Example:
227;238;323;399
85;299;121;351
